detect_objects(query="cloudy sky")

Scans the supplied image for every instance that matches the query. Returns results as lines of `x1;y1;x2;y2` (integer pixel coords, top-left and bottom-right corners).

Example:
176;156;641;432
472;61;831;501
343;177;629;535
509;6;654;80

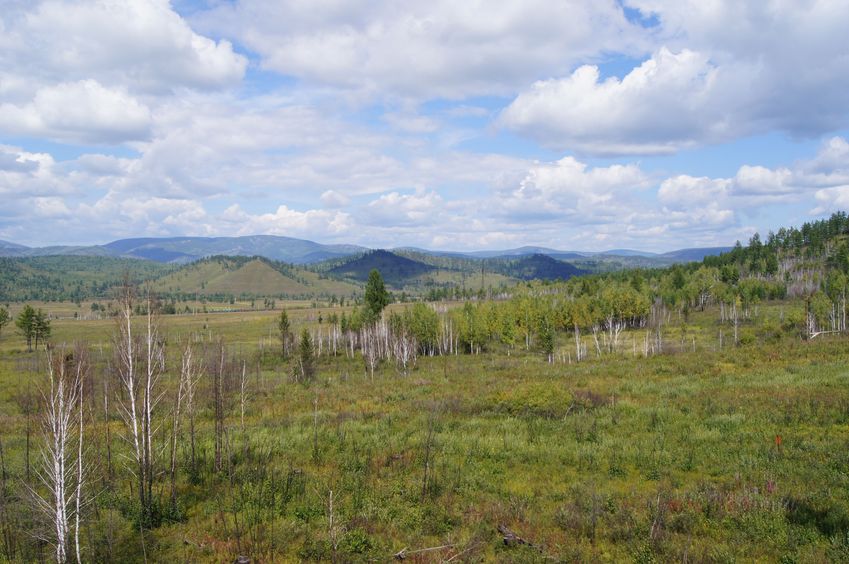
2;0;849;251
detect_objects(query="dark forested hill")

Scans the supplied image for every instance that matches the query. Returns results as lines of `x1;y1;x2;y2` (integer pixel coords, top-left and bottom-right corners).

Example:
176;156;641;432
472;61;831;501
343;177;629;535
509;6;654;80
490;254;586;281
329;250;435;286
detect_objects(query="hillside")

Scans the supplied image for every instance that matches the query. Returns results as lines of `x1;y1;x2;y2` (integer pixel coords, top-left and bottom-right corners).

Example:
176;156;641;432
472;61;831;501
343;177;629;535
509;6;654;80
660;246;734;261
0;233;737;267
152;256;360;298
491;253;586;281
103;235;365;264
0;235;366;264
0;239;27;252
0;256;173;302
329;250;435;287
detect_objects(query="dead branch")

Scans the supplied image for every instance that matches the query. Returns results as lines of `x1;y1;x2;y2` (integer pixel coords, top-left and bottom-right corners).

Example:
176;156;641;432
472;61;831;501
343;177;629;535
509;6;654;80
394;543;455;560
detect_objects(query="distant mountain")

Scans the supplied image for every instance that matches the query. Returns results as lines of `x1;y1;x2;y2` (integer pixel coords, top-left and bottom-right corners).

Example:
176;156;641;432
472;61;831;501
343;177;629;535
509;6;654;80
659;247;734;261
0;235;733;268
104;236;366;264
0;243;116;258
0;239;28;252
597;249;660;258
392;245;728;263
462;246;570;259
329;250;435;286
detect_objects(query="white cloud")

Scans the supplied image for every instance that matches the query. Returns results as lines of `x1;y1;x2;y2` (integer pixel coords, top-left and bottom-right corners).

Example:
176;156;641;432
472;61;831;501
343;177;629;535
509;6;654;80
3;1;849;251
32;196;71;218
0;145;73;197
502;0;849;155
3;0;246;96
0;80;152;144
220;204;353;237
501;48;741;154
193;0;644;99
364;190;444;227
658;175;730;209
320;190;351;208
498;156;650;221
732;165;794;196
0;1;246;146
812;186;849;216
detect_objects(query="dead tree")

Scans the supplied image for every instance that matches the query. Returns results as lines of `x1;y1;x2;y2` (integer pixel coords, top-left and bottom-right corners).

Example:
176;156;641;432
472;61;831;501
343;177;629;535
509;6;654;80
213;341;225;473
239;361;248;432
169;341;200;513
29;349;86;564
114;285;163;525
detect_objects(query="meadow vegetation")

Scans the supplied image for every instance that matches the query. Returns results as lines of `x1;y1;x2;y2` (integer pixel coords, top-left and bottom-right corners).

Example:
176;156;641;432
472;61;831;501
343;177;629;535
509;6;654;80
0;213;849;561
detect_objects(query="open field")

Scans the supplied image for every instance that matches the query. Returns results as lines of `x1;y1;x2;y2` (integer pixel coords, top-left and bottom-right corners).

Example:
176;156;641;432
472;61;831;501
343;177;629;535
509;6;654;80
1;300;848;562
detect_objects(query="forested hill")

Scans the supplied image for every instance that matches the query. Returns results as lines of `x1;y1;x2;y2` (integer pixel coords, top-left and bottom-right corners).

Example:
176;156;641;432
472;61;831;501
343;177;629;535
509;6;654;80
4;212;849;305
0;256;173;302
695;211;849;295
489;253;585;281
328;250;435;286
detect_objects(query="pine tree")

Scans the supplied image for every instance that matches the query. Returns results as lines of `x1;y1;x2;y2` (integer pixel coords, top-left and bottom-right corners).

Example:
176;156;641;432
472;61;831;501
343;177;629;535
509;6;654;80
364;269;389;324
0;307;9;340
297;328;315;383
278;310;293;358
33;309;51;350
15;305;36;351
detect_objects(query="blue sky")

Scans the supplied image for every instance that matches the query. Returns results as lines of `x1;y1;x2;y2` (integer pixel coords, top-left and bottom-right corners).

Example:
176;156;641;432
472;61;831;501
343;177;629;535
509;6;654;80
1;1;849;252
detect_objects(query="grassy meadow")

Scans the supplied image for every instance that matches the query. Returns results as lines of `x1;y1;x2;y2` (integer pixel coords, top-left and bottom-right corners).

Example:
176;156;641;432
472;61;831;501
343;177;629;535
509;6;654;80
0;300;848;562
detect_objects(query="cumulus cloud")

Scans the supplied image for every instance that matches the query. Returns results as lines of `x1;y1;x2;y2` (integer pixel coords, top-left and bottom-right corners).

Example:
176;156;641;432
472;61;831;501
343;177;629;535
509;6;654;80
501;48;730;154
501;1;849;155
658;175;730;209
0;80;152;144
364;190;444;227
0;145;73;198
498;156;649;221
192;0;644;99
2;0;246;96
0;0;246;146
3;0;849;251
812;187;849;216
219;204;353;237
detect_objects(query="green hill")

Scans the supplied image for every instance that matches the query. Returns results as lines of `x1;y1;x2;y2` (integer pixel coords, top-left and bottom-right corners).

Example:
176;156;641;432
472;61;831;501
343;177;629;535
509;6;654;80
152;256;360;299
0;255;174;302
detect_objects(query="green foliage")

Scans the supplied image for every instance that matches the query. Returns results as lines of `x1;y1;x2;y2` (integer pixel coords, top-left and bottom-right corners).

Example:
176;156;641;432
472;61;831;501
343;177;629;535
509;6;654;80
296;327;315;382
15;304;36;350
0;255;173;302
278;309;292;358
488;382;573;418
0;306;9;338
363;268;389;323
537;314;554;359
408;302;439;354
330;250;434;287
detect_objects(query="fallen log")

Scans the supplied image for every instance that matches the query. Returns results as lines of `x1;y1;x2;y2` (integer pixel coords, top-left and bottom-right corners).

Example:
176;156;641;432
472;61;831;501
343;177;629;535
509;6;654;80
394;543;455;560
497;524;532;547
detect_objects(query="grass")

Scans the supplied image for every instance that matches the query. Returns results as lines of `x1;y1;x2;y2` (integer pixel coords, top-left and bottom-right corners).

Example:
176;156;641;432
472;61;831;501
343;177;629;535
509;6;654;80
1;301;848;561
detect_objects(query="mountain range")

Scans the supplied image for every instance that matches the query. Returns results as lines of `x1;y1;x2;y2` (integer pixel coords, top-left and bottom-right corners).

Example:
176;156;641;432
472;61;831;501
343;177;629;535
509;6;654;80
0;236;732;265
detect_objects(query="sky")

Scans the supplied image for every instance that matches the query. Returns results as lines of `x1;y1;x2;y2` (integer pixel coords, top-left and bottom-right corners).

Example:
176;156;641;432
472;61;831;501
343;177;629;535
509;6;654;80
2;1;849;252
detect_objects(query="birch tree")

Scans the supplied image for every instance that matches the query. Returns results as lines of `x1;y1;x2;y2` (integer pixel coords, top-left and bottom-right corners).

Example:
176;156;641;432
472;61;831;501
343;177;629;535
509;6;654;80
30;348;87;563
114;284;164;525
